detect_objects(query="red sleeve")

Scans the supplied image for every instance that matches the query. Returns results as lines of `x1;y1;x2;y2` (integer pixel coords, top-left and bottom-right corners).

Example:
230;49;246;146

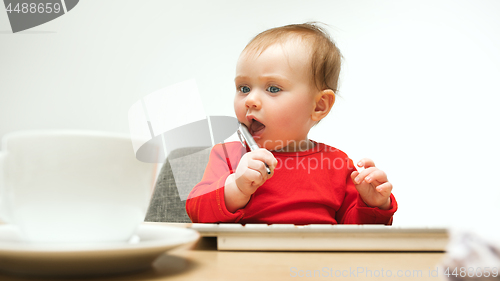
335;159;398;225
185;143;245;223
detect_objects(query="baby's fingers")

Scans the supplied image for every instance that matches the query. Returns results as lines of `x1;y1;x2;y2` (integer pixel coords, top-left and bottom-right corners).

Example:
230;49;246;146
250;149;277;176
351;171;360;183
249;169;265;186
364;169;388;186
262;154;278;175
352;167;378;184
247;158;271;181
375;182;393;197
237;169;265;195
357;158;376;169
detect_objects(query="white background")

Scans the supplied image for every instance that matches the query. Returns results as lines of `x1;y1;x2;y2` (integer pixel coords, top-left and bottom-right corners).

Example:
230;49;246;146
1;0;499;236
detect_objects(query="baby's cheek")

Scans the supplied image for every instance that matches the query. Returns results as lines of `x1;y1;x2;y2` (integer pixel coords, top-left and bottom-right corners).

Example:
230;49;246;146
273;111;293;127
233;102;246;120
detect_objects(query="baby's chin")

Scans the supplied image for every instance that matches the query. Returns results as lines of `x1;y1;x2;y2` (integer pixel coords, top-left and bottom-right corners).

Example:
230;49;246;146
257;138;313;152
256;139;290;151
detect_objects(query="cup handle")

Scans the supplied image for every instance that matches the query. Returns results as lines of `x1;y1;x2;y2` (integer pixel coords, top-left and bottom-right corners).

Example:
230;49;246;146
0;152;11;224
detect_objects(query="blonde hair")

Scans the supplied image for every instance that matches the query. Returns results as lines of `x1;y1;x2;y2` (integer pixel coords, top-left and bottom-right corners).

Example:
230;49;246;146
242;22;342;94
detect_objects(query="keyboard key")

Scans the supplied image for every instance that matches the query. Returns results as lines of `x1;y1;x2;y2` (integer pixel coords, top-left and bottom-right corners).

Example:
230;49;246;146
269;224;296;229
218;223;244;229
244;224;269;229
303;224;334;229
191;223;219;229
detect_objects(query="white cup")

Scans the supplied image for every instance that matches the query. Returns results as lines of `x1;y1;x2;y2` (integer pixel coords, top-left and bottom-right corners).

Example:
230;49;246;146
0;130;158;243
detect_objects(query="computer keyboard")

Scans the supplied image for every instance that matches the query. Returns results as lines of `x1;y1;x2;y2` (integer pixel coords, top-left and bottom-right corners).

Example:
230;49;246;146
189;223;448;251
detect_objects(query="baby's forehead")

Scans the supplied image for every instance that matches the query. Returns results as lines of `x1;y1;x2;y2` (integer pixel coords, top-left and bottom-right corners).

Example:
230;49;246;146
240;38;314;66
243;35;313;57
236;40;315;85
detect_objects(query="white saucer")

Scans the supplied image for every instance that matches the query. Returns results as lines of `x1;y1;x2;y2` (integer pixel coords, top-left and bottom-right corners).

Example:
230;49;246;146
0;224;199;277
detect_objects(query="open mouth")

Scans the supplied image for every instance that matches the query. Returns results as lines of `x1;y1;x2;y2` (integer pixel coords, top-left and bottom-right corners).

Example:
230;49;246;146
249;118;265;136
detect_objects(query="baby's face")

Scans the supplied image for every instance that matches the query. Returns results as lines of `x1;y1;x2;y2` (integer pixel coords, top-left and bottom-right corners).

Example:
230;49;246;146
234;41;319;151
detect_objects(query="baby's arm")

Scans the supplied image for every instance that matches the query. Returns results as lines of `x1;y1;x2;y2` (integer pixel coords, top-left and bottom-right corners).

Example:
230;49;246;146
224;149;277;212
336;157;397;225
185;143;241;222
350;158;393;209
185;143;277;222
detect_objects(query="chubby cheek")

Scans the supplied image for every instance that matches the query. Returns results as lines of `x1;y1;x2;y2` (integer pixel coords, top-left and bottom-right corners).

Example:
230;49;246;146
273;102;311;134
271;111;293;130
233;97;246;122
273;104;305;127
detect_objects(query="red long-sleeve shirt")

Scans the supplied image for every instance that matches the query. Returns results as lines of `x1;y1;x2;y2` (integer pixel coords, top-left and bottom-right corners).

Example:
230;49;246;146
186;141;397;224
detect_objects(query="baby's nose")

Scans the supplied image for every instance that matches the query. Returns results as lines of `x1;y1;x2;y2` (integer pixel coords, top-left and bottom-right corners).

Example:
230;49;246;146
245;91;262;108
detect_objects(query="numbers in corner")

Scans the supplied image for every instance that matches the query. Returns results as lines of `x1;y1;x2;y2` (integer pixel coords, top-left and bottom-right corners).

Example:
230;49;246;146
5;2;62;14
444;267;498;278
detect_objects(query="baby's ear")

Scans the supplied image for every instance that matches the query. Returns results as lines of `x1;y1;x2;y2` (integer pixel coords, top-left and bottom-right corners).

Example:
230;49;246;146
311;89;335;121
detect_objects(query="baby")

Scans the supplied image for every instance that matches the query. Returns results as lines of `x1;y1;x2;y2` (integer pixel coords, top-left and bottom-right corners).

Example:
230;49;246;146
186;23;397;224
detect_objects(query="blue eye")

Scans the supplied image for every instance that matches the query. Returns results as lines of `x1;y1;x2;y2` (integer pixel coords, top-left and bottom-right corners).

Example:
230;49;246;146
239;86;251;94
267;86;281;93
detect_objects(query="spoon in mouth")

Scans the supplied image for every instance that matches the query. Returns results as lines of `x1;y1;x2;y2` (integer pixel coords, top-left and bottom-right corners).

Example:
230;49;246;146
237;122;271;174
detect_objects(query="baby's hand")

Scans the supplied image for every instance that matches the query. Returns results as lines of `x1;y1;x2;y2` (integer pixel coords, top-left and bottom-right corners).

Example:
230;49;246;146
234;149;277;196
350;158;393;210
224;149;277;213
